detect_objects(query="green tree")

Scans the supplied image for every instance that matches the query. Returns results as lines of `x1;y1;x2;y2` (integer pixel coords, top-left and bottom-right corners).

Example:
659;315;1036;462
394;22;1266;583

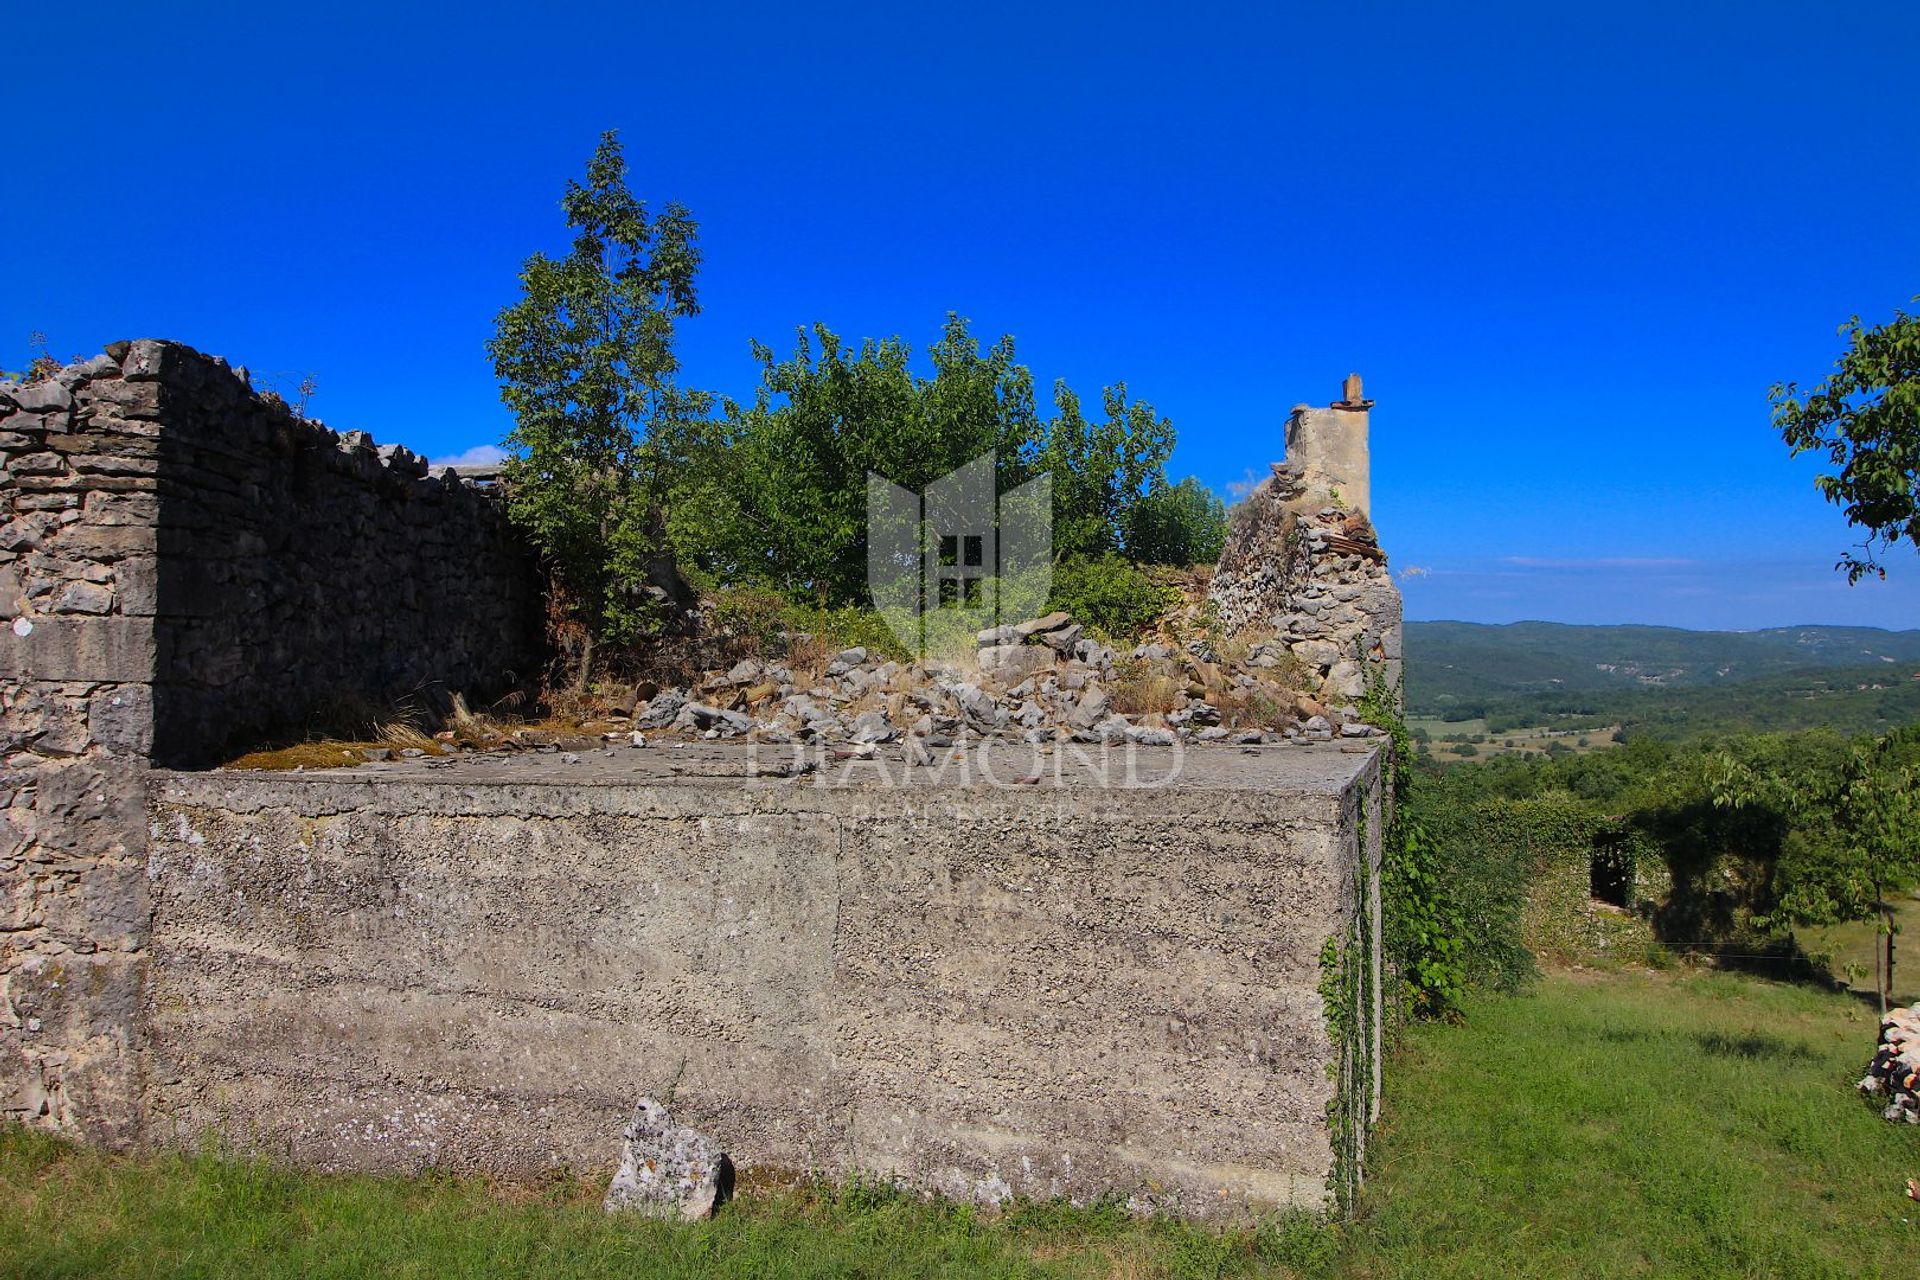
1034;382;1174;562
1771;300;1920;581
670;317;1041;605
487;131;711;659
1764;727;1920;1012
671;314;1212;621
1125;475;1227;565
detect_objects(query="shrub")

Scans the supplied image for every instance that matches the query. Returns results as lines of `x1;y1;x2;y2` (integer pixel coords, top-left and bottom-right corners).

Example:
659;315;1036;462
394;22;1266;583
1126;475;1227;565
1047;555;1175;639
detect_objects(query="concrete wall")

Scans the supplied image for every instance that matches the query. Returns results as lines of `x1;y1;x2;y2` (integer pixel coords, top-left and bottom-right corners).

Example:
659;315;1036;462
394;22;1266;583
141;744;1383;1216
0;342;541;1143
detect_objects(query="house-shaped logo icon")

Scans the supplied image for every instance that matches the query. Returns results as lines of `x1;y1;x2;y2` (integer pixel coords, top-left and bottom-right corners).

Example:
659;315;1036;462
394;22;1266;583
867;454;1051;660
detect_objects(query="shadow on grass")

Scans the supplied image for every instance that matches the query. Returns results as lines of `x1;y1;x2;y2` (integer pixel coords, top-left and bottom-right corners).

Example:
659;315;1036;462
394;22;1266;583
1694;1031;1817;1063
1592;1025;1817;1063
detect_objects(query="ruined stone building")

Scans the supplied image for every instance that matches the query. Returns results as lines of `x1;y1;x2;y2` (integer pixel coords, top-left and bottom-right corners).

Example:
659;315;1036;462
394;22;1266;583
2;342;1398;1218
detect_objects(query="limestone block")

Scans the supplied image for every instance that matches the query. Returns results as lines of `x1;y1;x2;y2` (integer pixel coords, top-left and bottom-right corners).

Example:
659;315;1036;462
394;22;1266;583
603;1099;728;1221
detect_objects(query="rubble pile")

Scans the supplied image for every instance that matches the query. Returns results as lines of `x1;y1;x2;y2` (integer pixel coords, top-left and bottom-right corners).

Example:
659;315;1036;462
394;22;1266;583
1860;1004;1920;1123
609;604;1378;752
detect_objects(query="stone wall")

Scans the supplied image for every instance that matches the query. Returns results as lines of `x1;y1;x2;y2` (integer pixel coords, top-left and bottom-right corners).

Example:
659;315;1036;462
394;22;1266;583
0;341;541;1142
140;744;1384;1218
1209;380;1402;710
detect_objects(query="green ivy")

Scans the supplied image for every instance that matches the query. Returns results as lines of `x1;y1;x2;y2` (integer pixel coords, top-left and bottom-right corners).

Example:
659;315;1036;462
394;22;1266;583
1361;671;1473;1020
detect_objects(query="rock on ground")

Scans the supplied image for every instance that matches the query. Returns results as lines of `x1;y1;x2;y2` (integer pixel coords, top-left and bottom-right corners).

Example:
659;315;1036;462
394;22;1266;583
603;1097;730;1220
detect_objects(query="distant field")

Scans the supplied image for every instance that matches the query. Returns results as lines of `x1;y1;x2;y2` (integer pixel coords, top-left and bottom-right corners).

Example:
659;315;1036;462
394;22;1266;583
1408;716;1619;763
5;967;1914;1278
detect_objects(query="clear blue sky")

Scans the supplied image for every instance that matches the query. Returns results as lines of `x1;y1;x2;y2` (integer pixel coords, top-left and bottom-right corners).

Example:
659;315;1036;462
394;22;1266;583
6;2;1917;630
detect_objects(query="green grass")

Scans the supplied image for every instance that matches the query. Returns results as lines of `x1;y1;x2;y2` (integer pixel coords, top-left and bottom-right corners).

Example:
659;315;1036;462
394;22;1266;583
1798;893;1920;1009
0;1132;1331;1280
3;968;1914;1279
1345;967;1920;1279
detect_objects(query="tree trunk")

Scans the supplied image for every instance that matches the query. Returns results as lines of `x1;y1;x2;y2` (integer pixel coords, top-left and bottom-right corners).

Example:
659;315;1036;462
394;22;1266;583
1886;901;1898;1016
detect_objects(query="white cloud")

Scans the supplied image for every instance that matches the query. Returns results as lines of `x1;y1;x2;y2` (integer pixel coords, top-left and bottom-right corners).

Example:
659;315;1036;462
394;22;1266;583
1224;468;1264;499
429;444;507;469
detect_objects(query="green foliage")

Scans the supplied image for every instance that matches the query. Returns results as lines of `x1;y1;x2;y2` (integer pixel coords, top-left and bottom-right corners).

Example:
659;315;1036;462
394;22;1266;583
671;315;1217;613
671;317;1042;605
487;131;712;649
1427;725;1920;997
1126;475;1228;565
703;582;907;664
1046;555;1176;639
488;145;1225;666
1772;299;1920;581
1361;679;1511;1022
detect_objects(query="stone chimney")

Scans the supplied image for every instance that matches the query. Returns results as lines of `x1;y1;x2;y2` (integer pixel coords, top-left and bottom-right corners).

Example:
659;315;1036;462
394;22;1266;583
1283;373;1373;514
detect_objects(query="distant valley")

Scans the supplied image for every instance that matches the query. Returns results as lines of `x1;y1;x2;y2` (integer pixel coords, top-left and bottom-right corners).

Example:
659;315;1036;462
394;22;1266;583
1405;621;1920;741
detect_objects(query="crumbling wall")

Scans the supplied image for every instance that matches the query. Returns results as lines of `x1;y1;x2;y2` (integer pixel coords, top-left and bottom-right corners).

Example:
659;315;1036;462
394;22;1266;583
0;357;158;1144
0;340;542;1142
1209;381;1402;711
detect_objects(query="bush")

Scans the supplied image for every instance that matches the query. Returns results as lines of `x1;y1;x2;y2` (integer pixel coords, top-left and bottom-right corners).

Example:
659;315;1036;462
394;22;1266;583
1125;476;1227;565
1047;555;1175;639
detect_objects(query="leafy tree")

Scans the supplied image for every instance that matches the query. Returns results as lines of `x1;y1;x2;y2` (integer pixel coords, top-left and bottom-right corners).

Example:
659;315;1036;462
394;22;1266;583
1771;300;1920;581
487;131;711;658
671;317;1041;605
671;314;1217;622
1034;381;1173;562
1759;726;1920;1012
1125;475;1227;565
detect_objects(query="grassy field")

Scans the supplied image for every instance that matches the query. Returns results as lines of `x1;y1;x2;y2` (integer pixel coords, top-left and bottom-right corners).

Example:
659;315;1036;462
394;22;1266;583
2;968;1915;1279
1798;894;1920;1009
1346;967;1919;1279
1408;717;1620;764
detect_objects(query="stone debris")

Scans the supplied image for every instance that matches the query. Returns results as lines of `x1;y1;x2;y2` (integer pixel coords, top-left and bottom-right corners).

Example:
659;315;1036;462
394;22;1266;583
1206;458;1401;707
1859;1003;1920;1122
603;1097;729;1220
569;592;1386;755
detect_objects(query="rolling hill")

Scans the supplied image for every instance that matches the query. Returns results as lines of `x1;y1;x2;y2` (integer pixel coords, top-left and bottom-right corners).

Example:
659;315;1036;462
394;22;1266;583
1406;622;1920;736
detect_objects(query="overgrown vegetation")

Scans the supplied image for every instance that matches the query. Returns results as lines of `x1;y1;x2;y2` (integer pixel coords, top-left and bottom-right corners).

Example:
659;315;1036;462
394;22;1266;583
489;135;1226;675
1411;727;1920;1007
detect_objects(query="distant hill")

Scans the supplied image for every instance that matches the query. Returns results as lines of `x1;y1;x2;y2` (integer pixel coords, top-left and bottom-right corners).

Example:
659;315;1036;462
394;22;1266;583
1406;622;1920;731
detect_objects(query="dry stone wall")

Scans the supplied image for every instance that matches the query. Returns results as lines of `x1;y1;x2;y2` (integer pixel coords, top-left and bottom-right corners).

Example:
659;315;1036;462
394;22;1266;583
0;340;541;1143
1209;463;1402;711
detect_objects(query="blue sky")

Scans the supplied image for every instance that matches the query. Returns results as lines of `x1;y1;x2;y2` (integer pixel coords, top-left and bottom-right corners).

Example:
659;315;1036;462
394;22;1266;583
5;2;1917;630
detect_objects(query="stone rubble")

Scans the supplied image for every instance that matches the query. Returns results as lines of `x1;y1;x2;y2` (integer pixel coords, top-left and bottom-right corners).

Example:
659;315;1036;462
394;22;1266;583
545;605;1385;758
1206;459;1402;710
1859;1004;1920;1123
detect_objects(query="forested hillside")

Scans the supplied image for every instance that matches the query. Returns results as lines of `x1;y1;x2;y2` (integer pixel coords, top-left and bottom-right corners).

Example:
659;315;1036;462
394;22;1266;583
1407;622;1920;734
